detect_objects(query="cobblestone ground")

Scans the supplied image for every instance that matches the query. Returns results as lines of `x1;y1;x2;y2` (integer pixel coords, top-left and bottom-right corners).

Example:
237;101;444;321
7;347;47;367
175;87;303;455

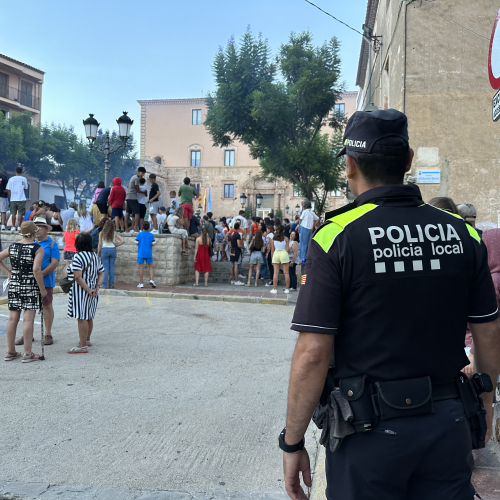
0;295;318;499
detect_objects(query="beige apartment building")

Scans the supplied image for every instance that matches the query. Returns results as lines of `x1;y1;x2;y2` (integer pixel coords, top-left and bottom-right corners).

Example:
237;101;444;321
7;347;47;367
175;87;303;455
138;91;357;218
0;54;44;126
356;0;500;223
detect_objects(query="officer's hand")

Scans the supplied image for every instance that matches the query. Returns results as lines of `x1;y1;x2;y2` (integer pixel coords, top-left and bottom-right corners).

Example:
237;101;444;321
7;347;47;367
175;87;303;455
283;448;311;500
462;354;474;377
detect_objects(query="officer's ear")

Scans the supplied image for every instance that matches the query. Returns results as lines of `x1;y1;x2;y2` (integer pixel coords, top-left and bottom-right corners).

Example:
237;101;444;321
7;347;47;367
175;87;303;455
345;155;358;180
405;148;415;173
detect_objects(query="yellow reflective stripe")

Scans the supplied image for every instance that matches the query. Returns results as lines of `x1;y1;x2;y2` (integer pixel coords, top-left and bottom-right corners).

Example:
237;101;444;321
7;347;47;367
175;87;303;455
466;224;481;244
313;203;378;253
313;222;343;253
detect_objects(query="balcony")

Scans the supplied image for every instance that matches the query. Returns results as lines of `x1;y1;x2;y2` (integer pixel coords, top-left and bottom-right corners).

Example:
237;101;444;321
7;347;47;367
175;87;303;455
0;84;40;111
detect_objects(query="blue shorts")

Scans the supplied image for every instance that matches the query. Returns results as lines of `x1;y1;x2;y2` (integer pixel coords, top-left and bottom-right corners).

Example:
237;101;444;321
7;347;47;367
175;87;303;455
137;257;153;264
111;207;123;218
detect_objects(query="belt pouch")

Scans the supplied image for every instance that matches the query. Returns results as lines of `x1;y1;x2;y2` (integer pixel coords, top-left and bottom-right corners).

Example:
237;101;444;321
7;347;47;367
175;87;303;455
375;376;434;421
340;376;377;431
457;373;487;449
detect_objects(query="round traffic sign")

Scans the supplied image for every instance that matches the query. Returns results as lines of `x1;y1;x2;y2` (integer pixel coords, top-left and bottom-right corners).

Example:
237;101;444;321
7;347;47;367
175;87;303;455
489;8;500;89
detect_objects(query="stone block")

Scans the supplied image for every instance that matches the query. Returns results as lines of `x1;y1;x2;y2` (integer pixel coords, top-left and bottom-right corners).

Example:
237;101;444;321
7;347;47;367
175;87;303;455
223;296;258;304
260;298;288;306
147;292;174;298
126;291;148;297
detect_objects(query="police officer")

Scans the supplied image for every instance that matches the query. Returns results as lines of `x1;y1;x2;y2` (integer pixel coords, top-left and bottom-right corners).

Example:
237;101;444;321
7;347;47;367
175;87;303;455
280;109;500;500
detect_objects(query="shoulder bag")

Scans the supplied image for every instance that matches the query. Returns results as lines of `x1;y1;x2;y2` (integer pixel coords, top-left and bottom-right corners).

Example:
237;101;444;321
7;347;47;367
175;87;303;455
59;255;93;294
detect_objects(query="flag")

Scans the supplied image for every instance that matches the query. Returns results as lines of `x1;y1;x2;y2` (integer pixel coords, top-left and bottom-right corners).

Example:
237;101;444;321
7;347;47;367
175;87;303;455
202;187;207;212
207;187;212;212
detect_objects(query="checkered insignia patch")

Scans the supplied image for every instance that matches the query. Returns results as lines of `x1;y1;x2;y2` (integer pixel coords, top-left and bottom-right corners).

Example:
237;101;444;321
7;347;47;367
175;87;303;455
301;274;307;285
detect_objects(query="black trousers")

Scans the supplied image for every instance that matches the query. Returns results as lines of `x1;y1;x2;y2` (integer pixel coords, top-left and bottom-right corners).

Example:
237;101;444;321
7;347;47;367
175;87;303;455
267;252;274;280
325;399;474;500
289;263;297;289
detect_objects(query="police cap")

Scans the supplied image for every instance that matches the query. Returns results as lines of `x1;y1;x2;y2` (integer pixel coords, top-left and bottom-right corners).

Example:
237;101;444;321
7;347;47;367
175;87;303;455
336;108;409;158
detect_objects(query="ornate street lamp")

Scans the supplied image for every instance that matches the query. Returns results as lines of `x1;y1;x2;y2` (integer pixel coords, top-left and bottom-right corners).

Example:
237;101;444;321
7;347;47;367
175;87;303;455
83;114;99;143
240;192;247;208
83;112;133;186
285;204;290;214
295;204;300;213
256;193;263;208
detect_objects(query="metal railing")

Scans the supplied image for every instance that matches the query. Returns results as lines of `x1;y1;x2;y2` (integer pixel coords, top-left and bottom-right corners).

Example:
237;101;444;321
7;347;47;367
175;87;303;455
0;84;40;110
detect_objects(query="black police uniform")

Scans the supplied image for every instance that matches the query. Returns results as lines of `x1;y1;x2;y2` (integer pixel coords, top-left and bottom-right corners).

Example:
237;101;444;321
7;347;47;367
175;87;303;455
290;111;498;500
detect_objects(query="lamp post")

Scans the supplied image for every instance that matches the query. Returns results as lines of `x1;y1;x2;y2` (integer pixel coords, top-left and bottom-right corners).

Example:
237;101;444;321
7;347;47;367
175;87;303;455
295;204;300;214
240;192;247;209
83;111;133;186
256;193;263;216
285;204;290;215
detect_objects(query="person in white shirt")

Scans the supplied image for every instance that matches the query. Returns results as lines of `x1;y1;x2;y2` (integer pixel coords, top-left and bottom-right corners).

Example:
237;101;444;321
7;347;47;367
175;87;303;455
299;200;319;261
156;207;167;228
6;166;28;231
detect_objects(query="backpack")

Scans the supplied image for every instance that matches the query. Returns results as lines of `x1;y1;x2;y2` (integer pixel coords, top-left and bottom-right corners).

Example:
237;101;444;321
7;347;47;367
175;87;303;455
90;226;100;247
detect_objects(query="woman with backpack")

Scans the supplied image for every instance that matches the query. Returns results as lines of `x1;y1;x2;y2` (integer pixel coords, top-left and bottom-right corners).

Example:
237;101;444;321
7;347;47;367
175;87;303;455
245;231;266;287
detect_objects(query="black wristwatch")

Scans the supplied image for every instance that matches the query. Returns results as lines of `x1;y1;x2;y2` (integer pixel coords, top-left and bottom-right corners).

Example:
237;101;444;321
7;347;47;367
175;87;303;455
279;427;305;453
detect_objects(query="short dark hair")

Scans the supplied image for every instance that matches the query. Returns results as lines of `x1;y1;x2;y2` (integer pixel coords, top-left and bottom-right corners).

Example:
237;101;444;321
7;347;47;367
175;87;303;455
207;212;213;218
15;166;22;174
139;177;146;185
184;177;190;185
142;221;150;230
149;173;156;180
269;212;274;218
239;210;245;216
97;181;105;188
75;232;93;253
251;217;256;222
203;215;208;221
234;222;240;230
159;206;166;212
137;167;146;174
347;139;410;185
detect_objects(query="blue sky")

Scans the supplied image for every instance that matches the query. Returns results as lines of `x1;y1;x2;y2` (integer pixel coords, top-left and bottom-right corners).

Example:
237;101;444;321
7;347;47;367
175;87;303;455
1;0;366;140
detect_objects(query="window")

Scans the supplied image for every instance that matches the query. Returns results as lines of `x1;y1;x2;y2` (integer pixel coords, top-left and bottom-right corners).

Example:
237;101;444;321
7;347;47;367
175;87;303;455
0;72;7;99
334;103;345;116
192;109;202;125
190;150;201;167
224;150;235;166
153;156;161;165
0;109;9;119
54;195;66;209
293;184;301;197
24;182;31;200
20;80;33;108
330;189;342;197
224;184;234;198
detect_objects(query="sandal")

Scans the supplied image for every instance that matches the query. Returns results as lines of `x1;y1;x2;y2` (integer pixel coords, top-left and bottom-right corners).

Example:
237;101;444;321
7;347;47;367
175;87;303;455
4;351;21;361
86;341;92;347
22;352;42;363
44;335;53;345
193;283;199;287
15;337;35;346
68;346;88;354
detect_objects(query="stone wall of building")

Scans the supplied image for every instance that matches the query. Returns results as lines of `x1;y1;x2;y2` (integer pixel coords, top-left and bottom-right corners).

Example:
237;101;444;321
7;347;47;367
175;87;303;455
0;232;196;287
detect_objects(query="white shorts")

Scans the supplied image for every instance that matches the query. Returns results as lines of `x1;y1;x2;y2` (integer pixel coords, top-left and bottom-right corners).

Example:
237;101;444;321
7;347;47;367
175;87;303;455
149;201;159;215
0;198;8;213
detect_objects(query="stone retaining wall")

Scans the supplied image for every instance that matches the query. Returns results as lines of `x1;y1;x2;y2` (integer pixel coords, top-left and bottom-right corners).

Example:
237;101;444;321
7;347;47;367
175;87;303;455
0;231;196;286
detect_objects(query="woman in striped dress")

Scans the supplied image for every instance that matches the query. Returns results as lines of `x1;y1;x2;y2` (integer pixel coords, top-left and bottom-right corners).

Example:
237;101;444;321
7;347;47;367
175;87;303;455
67;232;104;353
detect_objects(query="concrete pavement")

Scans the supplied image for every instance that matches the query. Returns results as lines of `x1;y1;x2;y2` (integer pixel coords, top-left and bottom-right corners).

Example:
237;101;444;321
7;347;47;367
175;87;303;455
0;295;318;499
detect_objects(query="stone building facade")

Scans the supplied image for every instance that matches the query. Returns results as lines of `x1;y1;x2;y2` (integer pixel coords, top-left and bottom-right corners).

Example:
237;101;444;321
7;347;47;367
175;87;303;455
356;0;500;223
137;92;358;218
0;53;44;125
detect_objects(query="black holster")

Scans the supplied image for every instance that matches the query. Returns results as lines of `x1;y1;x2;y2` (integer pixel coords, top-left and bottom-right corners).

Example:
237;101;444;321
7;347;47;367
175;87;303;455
457;372;488;450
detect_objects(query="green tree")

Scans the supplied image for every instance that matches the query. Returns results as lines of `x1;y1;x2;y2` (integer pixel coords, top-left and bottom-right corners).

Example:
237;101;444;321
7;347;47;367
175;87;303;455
205;30;346;216
0;113;24;169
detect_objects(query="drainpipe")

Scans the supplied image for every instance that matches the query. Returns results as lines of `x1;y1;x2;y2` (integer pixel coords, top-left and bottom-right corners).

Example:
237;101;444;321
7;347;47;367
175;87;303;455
362;24;373;110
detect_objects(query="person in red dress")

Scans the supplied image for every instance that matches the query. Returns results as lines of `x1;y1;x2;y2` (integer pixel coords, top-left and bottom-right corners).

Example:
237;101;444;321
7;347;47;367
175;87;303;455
194;227;212;286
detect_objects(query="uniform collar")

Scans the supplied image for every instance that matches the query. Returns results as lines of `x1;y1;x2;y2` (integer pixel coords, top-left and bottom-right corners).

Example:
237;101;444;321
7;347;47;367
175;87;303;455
355;184;423;208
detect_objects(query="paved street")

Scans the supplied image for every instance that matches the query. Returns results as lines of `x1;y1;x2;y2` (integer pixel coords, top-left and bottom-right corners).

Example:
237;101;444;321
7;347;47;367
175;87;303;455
0;295;318;499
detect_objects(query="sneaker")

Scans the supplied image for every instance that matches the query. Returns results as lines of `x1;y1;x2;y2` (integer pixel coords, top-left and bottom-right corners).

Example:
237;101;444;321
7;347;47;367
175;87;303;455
0;225;5;230
238;274;245;279
10;226;16;231
231;280;235;285
150;280;156;288
137;283;144;288
265;281;273;287
234;281;245;286
270;289;278;294
284;289;290;294
152;229;159;234
129;230;136;234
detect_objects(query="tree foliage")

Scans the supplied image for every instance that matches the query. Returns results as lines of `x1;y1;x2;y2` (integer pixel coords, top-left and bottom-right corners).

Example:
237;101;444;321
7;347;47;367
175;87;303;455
205;29;346;215
0;112;138;207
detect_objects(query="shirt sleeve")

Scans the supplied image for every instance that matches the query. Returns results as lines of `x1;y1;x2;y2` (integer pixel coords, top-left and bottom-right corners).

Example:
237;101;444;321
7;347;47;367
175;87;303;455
291;232;345;335
51;241;61;261
72;254;83;271
6;179;11;190
468;240;499;323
